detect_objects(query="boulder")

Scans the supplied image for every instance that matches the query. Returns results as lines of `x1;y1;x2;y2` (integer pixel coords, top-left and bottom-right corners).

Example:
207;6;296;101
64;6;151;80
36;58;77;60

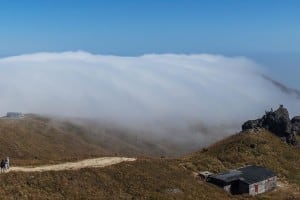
292;116;300;123
262;105;292;138
292;116;300;135
242;119;261;130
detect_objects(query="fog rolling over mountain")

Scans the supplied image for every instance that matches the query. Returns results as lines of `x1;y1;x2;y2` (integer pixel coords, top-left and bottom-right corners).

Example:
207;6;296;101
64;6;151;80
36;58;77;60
0;51;299;148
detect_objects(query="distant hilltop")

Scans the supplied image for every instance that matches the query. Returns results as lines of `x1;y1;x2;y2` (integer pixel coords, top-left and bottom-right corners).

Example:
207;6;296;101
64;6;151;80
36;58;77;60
6;112;24;118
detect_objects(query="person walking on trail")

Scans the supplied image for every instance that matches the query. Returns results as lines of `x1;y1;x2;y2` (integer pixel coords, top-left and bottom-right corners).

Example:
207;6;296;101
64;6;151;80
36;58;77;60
1;159;5;173
5;157;9;170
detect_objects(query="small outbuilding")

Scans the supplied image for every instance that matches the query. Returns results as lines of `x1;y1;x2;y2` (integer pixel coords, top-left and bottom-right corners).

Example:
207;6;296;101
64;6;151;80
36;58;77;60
207;166;277;195
6;112;24;118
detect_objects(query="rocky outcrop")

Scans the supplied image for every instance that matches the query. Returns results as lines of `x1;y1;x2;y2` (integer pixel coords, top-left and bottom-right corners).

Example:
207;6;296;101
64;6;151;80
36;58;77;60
242;105;298;145
242;119;262;130
292;116;300;135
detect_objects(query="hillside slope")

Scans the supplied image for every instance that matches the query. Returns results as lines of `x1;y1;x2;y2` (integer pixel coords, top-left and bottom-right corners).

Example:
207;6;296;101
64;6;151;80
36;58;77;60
1;129;300;199
0;159;239;200
183;129;300;181
0;114;183;166
51;118;187;157
0;116;107;166
181;129;300;199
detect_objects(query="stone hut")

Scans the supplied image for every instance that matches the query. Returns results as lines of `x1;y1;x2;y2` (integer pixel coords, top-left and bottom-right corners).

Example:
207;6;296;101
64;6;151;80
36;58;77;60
207;166;277;195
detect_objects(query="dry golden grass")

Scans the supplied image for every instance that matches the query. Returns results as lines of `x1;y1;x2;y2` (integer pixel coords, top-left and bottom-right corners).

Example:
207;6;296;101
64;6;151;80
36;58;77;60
0;115;178;166
182;129;300;199
0;116;300;199
0;159;243;200
0;116;107;166
183;130;300;181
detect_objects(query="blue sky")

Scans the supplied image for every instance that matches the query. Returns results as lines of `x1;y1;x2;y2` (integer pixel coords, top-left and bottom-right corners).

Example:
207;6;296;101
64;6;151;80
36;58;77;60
0;0;299;87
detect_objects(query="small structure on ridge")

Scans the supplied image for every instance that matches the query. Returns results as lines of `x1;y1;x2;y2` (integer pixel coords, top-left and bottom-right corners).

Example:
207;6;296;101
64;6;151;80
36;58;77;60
6;112;24;118
206;165;277;196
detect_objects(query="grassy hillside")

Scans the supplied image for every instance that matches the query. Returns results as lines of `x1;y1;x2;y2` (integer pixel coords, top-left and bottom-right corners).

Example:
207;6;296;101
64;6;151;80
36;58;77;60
0;116;107;166
182;129;300;199
0;114;299;199
0;114;185;166
53;119;186;157
1;128;300;199
183;129;300;182
0;159;240;200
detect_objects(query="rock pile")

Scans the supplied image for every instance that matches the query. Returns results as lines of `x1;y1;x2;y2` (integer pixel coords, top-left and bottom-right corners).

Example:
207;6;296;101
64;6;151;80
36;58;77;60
242;105;299;145
292;116;300;135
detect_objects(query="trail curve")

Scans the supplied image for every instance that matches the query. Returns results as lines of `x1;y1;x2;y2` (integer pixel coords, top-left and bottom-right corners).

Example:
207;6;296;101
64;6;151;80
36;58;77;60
9;157;136;172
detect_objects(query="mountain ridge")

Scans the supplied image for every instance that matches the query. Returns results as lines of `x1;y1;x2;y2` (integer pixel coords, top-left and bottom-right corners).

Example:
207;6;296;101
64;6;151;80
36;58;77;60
262;74;300;99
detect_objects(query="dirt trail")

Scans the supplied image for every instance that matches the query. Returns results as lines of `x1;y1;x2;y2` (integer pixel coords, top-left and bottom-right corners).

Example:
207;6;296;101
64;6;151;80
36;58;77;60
9;157;136;172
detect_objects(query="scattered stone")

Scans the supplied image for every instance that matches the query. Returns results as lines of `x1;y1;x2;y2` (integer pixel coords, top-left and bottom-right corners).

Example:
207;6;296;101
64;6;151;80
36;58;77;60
292;116;300;135
165;188;183;194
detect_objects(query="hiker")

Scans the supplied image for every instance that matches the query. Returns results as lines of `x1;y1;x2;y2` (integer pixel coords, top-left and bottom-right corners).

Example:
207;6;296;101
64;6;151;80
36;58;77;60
1;159;5;173
5;157;9;170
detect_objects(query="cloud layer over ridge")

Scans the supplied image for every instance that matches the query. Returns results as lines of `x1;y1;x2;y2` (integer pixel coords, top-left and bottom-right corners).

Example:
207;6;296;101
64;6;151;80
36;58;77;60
0;51;299;137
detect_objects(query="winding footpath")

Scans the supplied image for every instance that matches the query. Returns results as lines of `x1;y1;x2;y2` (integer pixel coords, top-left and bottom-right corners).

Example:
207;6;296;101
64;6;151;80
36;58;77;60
8;157;136;172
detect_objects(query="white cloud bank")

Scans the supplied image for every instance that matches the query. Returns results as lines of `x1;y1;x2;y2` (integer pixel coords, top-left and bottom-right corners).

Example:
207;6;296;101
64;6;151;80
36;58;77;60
0;51;299;145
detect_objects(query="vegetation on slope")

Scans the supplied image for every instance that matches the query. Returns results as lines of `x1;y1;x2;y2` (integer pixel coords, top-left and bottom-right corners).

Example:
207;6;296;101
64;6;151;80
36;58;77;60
0;159;241;200
182;129;300;199
0;114;189;166
184;129;300;182
0;116;107;166
53;119;184;157
1;114;300;199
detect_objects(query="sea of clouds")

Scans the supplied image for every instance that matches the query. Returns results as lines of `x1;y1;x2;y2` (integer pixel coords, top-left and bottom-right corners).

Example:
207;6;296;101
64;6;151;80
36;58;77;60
0;51;299;146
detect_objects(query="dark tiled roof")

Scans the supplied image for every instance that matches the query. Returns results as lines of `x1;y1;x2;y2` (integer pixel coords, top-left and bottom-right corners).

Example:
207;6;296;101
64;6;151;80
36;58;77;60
209;165;276;184
209;170;242;183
